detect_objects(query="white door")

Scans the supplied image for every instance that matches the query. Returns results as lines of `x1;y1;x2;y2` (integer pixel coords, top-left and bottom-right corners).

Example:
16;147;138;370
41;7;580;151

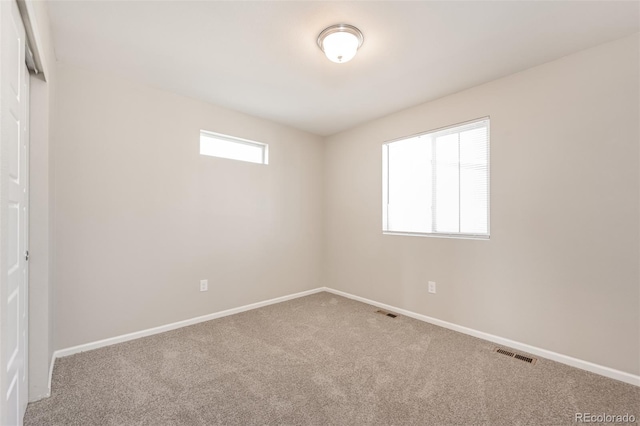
0;0;30;424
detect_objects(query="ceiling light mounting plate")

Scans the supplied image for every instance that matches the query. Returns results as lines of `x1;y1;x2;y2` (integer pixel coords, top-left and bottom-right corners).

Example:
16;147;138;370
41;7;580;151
317;24;364;50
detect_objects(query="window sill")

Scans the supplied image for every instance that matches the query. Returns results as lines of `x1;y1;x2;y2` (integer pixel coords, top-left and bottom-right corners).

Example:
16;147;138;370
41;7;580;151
382;231;490;240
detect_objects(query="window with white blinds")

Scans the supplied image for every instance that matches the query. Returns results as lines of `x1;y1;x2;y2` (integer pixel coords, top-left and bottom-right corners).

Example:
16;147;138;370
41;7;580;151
382;118;489;238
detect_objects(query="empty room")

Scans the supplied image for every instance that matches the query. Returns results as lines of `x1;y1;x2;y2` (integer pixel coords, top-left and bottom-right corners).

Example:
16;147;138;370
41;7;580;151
0;0;638;425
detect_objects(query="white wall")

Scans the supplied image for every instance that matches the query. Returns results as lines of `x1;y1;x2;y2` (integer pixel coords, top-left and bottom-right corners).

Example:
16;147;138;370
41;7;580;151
324;34;639;375
53;64;324;350
27;0;57;401
50;33;638;379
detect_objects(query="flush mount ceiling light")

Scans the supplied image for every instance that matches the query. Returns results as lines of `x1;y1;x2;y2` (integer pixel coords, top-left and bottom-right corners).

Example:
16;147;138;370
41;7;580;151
317;24;364;64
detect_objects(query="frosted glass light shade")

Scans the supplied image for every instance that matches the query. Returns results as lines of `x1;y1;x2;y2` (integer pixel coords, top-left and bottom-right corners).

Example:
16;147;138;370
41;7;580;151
317;24;364;64
322;32;359;63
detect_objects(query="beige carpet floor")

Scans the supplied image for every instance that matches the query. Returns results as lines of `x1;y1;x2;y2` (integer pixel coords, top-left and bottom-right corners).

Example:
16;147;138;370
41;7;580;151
25;292;639;425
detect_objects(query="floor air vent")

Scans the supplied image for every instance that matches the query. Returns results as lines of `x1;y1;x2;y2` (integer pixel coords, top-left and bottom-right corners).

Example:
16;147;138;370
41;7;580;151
496;348;515;357
375;310;397;318
514;354;535;364
494;347;537;365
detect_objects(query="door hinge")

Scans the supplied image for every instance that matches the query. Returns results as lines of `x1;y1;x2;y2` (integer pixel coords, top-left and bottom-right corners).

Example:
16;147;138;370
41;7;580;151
25;250;29;261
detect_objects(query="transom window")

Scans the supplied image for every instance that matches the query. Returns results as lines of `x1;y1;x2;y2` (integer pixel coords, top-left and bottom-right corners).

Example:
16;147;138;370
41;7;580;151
382;118;490;239
200;130;268;165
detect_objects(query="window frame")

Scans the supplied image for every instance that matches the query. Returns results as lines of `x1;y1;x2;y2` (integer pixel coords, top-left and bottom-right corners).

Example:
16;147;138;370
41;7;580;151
382;117;490;240
200;130;269;165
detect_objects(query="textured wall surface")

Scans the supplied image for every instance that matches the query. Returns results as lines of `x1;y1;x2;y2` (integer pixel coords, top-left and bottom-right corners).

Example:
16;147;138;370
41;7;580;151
53;64;324;349
324;35;639;375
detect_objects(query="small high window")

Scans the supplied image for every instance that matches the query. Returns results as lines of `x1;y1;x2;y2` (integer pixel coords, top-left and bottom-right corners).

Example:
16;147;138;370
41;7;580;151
200;130;268;165
382;118;490;239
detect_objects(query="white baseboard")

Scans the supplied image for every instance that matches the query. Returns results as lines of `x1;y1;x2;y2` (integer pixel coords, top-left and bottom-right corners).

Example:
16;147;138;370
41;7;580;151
53;287;324;359
43;351;55;399
323;287;640;387
47;350;54;397
50;286;639;389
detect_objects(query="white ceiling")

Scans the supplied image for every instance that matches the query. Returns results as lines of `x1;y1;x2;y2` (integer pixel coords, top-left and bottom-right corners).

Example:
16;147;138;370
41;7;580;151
47;1;639;136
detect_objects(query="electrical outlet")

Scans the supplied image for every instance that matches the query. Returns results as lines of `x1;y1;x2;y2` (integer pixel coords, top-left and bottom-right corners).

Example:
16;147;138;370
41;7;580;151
200;279;208;292
428;281;436;294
